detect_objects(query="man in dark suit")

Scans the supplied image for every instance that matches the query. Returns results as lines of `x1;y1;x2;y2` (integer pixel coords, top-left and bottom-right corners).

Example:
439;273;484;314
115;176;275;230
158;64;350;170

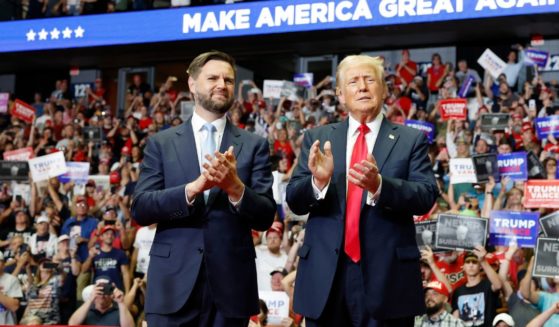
286;55;438;326
132;51;275;327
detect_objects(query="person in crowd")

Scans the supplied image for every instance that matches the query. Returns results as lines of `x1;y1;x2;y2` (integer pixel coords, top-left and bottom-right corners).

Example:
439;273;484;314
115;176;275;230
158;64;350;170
286;54;438;325
68;275;134;327
456;59;482;96
20;259;63;324
52;234;81;324
395;49;417;87
132;50;275;326
88;205;130;251
415;280;464;327
520;256;559;327
28;214;57;261
129;223;156;279
256;222;288;292
60;196;98;262
493;313;515;327
0;252;23;325
451;247;503;327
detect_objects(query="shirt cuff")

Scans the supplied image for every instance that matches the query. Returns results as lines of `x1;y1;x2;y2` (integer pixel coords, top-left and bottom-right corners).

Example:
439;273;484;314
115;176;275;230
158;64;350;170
229;186;245;209
311;176;330;200
366;175;382;206
185;185;195;206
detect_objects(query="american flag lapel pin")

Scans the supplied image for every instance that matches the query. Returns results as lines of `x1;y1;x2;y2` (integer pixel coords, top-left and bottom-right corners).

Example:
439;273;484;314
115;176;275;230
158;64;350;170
389;134;395;140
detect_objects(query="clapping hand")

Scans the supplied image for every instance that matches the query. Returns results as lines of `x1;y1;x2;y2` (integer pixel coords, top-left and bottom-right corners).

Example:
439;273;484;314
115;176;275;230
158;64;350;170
308;140;333;190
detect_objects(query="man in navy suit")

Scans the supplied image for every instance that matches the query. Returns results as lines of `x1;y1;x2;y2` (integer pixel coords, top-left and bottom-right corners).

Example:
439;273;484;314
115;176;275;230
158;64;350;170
286;55;438;326
132;51;275;327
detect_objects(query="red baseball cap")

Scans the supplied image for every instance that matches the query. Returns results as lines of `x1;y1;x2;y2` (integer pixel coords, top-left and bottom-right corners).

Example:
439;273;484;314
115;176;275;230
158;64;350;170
100;225;116;235
266;221;283;238
522;122;533;133
424;280;451;298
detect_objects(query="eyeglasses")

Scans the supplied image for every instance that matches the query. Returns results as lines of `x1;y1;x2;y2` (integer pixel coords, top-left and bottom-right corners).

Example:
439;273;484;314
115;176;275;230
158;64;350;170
464;259;479;264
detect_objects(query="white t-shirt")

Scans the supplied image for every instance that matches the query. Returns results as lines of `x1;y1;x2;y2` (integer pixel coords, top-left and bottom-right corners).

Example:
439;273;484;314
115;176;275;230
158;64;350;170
0;272;23;325
255;245;287;292
133;226;156;274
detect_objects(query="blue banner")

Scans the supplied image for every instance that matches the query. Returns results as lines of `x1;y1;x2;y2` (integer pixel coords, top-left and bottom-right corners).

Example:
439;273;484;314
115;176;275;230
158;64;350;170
525;49;550;68
405;119;435;143
458;75;474;98
490;210;540;248
58;162;90;184
534;115;559;140
1;0;558;53
497;151;528;181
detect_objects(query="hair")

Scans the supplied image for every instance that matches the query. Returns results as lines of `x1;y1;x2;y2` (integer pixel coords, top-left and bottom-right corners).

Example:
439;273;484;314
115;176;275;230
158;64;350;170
336;55;385;90
187;50;236;79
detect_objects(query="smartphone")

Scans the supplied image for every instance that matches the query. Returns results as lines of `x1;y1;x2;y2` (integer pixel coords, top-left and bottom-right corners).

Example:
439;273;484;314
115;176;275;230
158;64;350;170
529;99;536;111
104;220;115;225
102;283;114;295
19;243;29;254
43;262;58;269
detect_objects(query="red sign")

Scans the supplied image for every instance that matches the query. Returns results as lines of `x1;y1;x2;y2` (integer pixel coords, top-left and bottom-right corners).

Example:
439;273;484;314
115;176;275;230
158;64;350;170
3;147;34;161
12;99;35;123
524;180;559;208
439;98;468;121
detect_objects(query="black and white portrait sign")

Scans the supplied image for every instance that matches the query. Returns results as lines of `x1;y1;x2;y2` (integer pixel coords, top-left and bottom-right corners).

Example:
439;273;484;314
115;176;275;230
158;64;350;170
0;161;29;181
415;220;438;248
435;214;488;251
540;211;559;238
481;113;510;132
472;153;499;183
83;126;104;143
533;238;559;278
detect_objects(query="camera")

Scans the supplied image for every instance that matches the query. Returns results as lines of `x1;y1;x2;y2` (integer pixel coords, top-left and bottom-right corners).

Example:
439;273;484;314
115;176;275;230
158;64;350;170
104;220;115;225
43;262;58;270
101;283;114;295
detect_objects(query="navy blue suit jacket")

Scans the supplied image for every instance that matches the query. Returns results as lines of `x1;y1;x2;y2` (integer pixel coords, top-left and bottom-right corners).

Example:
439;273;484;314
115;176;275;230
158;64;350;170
286;117;438;320
132;118;275;318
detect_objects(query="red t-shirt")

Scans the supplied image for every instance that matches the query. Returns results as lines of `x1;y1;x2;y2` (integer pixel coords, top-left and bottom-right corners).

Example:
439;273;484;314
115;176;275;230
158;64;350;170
427;65;446;92
435;252;467;289
395;61;418;85
273;140;295;170
139;117;153;131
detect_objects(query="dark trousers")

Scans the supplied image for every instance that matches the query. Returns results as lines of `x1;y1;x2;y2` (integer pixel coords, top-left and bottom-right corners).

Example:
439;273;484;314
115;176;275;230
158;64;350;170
146;264;248;327
305;255;414;327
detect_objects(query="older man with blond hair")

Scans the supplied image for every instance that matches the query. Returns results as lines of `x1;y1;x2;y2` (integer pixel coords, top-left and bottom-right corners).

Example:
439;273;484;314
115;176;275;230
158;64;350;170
287;54;438;326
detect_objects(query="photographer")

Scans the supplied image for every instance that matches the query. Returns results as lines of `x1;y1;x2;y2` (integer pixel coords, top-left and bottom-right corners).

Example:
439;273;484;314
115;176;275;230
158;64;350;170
20;259;64;324
68;275;134;327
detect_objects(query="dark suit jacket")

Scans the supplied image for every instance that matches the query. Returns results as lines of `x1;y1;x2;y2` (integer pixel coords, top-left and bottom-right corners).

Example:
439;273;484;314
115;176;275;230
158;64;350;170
132;118;275;318
286;117;438;320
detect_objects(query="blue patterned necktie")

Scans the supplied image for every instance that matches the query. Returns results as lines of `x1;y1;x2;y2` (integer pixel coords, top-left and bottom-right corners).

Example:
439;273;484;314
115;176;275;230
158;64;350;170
201;123;216;202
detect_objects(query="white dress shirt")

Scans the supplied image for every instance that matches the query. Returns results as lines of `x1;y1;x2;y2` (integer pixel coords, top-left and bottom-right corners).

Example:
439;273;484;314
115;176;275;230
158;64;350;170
312;113;384;206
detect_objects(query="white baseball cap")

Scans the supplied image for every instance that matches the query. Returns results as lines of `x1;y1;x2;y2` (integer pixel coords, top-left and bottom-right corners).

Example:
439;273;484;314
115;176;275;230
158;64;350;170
493;313;514;326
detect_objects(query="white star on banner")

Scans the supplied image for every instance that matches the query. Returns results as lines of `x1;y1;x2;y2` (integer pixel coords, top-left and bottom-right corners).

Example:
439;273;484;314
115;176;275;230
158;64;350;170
26;29;36;41
62;27;72;39
50;28;61;40
74;26;85;38
38;28;48;40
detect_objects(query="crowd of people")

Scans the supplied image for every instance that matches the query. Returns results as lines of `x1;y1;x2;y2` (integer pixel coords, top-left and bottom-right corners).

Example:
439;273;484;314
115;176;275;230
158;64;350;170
0;43;558;326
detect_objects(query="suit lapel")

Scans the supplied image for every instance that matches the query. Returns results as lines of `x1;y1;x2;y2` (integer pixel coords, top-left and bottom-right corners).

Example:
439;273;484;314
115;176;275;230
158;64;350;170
331;119;348;218
173;118;200;184
206;120;243;209
372;117;399;173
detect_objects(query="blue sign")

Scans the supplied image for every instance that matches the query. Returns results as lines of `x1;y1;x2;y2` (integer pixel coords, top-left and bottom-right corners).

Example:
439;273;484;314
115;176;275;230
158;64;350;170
489;210;540;248
458;75;474;98
58;162;90;184
497;151;528;181
1;0;558;53
534;115;559;140
525;49;550;68
405;119;435;143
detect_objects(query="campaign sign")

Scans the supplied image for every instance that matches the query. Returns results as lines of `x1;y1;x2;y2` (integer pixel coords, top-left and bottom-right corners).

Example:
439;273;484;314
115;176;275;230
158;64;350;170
58;162;90;184
405;120;435;144
527;151;545;179
3;147;34;161
88;175;111;193
489;210;539;248
481;113;510;132
11;182;31;205
280;81;301;101
293;73;313;89
534;115;559;140
415;220;438;249
539;211;559;238
258;291;290;325
435;214;488;251
449;158;477;184
28;151;67;182
0;161;30;181
83;126;103;143
12;99;35;123
472;153;499;183
497;152;528;181
263;80;284;99
457;75;475;98
524;180;559;209
533;238;559;278
0;93;8;114
439;99;468;121
477;48;506;79
525;49;550;68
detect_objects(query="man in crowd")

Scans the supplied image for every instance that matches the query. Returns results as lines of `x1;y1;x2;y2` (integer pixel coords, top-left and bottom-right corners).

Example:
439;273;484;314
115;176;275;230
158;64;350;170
60;196;98;262
520;256;559;327
132;50;275;326
68;275;134;327
256;222;288;292
0;252;22;325
286;54;438;325
415;280;464;327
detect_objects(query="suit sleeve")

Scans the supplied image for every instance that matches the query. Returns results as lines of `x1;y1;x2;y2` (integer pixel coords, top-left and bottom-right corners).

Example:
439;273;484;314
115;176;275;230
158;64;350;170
378;132;438;216
236;137;276;231
285;130;322;215
131;136;200;226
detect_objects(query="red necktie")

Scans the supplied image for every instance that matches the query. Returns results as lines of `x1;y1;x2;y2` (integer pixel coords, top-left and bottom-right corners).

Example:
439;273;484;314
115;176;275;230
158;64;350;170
345;124;370;263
